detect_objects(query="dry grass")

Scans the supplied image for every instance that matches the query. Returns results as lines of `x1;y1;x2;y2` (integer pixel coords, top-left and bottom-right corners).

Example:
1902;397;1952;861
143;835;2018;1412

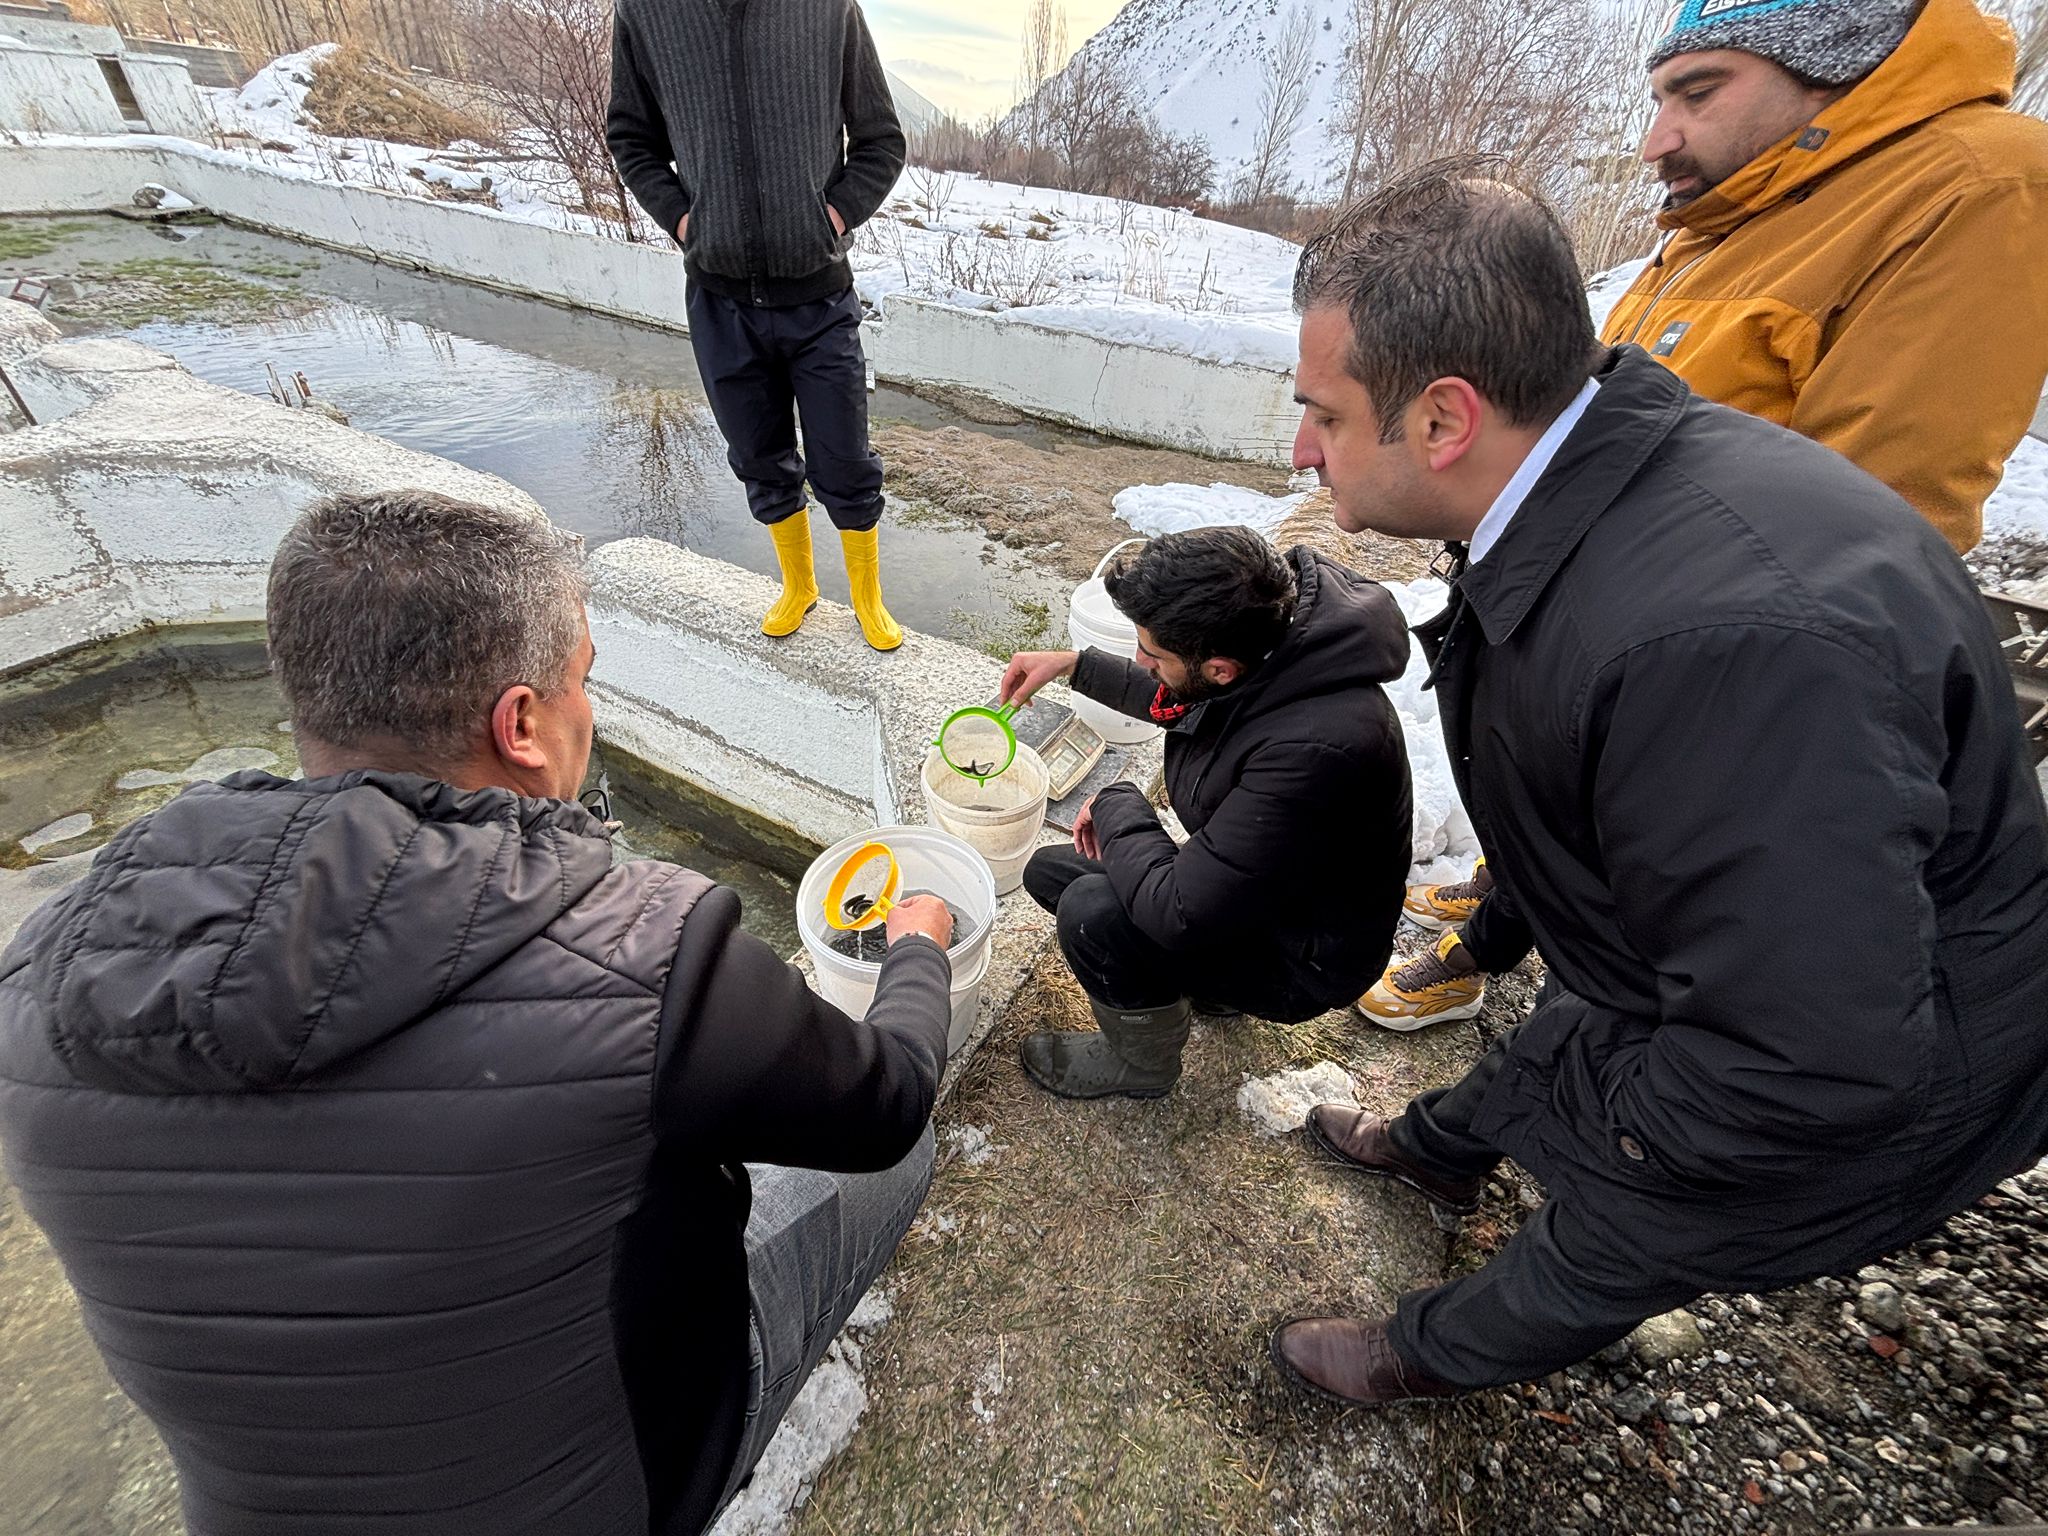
304;46;497;149
795;947;1546;1535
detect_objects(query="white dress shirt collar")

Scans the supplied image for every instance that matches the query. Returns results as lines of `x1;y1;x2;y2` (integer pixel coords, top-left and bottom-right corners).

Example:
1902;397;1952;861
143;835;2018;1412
1466;376;1601;567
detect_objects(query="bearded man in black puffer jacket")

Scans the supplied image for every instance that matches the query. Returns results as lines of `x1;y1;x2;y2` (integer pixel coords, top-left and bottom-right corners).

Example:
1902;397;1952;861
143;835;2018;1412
999;527;1416;1099
0;491;956;1536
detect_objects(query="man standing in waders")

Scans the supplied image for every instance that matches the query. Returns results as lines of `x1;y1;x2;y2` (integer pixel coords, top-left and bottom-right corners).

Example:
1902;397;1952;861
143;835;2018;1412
608;0;908;650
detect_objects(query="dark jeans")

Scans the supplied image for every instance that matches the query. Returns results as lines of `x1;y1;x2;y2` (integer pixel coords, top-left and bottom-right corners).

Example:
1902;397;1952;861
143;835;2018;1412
714;1128;934;1514
1022;845;1313;1017
685;282;884;531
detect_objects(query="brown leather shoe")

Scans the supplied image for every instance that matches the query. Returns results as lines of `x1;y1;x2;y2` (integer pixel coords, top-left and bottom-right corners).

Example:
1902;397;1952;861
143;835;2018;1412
1270;1316;1462;1406
1305;1105;1485;1214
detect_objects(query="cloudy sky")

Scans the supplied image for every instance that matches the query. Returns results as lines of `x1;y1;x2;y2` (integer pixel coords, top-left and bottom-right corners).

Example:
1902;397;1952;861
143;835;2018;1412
865;0;1128;121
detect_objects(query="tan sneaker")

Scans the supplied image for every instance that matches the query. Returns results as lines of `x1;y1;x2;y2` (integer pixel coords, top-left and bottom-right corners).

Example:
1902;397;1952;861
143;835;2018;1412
1356;931;1485;1032
1401;857;1490;931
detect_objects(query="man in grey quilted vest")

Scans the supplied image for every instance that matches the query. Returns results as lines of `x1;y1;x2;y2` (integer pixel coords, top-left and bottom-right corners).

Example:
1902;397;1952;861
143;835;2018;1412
0;491;955;1536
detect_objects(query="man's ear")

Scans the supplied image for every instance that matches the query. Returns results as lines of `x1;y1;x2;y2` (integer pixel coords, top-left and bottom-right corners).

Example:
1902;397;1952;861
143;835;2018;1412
1202;657;1244;688
1407;376;1485;473
489;685;548;772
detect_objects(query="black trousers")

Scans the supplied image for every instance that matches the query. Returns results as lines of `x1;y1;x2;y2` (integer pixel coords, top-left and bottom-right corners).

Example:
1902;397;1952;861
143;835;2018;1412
1383;1021;1700;1388
1383;1005;1980;1390
685;283;884;531
1459;886;1537;976
1022;846;1317;1018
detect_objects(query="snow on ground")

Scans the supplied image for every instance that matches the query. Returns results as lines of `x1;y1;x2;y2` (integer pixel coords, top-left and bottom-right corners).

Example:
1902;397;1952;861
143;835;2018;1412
943;1124;1000;1167
1113;480;1308;537
850;170;1303;370
1237;1061;1360;1136
706;1288;895;1536
1585;255;1653;333
194;46;626;237
1986;434;2048;542
1385;578;1482;887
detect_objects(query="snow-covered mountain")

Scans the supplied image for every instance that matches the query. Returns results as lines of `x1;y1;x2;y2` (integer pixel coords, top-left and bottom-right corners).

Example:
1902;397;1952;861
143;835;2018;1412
883;69;945;138
1023;0;1356;197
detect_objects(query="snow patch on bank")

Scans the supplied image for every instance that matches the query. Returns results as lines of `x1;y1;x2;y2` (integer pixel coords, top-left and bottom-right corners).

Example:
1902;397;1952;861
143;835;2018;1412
1385;578;1482;886
1986;435;2048;542
1238;1061;1361;1136
1113;481;1307;537
707;1288;896;1536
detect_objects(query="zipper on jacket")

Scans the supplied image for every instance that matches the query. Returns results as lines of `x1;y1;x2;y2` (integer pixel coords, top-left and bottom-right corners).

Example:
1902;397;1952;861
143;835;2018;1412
1624;234;1714;347
726;0;768;305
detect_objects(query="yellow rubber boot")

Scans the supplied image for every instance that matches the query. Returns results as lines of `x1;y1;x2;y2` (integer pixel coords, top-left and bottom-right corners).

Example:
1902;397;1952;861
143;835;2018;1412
839;526;903;652
762;511;820;637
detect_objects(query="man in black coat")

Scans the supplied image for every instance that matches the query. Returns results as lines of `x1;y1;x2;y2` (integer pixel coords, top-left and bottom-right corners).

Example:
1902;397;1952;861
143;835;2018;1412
1269;166;2048;1403
1000;526;1414;1099
608;0;908;650
0;492;955;1535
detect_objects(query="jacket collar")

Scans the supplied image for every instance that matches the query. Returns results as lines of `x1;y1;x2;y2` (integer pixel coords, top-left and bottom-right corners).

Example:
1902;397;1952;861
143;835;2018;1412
1456;347;1690;647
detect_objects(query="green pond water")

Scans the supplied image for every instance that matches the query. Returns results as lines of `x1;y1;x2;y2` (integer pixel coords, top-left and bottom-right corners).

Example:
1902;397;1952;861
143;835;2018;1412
0;625;814;956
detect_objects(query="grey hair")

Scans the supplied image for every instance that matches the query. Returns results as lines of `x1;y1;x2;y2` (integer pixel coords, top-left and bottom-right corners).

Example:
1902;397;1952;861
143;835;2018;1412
1293;158;1599;443
267;490;590;763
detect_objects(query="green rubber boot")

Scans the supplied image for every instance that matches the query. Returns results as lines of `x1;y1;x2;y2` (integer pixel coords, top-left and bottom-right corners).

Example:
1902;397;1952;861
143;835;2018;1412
1020;997;1192;1100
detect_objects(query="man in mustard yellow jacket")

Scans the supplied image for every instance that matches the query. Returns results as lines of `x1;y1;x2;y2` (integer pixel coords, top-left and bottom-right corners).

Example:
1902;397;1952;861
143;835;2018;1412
1605;0;2048;555
1361;0;2048;1034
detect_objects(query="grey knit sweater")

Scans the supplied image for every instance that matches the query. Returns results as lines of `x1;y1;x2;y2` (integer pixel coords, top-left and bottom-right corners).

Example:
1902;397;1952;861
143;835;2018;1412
608;0;905;305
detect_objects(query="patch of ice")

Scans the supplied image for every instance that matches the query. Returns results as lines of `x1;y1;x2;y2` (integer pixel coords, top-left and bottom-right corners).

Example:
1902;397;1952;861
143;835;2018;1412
707;1341;868;1536
845;1286;893;1332
135;183;198;212
183;747;281;780
1237;1060;1360;1137
20;813;92;856
1112;481;1308;538
114;768;186;791
944;1124;999;1167
1986;434;2048;542
0;849;96;947
967;1352;1005;1425
117;745;282;792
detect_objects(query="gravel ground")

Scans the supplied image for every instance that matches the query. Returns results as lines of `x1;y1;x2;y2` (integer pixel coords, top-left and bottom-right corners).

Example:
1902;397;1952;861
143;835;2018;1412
1439;1155;2048;1535
1968;532;2048;599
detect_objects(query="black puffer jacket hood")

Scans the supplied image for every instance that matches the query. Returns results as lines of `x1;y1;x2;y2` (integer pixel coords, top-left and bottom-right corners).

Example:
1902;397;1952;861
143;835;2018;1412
30;770;615;1093
1192;546;1410;727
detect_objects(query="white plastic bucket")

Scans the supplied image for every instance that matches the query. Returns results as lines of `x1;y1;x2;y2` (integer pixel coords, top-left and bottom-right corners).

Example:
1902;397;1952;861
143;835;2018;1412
1067;538;1162;746
796;825;999;1054
921;743;1048;895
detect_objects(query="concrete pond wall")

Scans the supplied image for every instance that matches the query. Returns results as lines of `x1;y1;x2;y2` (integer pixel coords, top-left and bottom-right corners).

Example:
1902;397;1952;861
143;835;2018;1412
0;297;1142;1076
0;139;1298;464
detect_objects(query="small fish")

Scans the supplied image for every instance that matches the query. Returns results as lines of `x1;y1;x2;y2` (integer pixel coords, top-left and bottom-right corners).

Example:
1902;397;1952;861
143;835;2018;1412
842;893;875;921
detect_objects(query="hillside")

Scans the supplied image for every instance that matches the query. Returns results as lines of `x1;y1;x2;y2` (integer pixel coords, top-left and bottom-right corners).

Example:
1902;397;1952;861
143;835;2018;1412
1012;0;1355;196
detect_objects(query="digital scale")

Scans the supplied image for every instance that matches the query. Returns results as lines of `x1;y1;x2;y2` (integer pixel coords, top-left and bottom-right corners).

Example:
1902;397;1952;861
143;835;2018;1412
997;696;1131;831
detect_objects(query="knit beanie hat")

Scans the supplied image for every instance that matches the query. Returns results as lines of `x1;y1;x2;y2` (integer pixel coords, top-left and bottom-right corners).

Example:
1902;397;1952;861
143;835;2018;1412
1648;0;1923;86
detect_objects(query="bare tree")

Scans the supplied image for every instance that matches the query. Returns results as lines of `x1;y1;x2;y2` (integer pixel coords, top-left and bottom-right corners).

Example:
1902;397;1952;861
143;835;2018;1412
1327;0;1604;211
1015;0;1069;178
1559;0;1666;276
1330;0;1425;203
1236;3;1318;207
462;0;637;237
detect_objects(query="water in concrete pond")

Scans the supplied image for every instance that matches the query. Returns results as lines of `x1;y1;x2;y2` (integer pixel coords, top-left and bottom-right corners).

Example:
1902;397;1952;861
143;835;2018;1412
0;624;812;957
0;214;1070;649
